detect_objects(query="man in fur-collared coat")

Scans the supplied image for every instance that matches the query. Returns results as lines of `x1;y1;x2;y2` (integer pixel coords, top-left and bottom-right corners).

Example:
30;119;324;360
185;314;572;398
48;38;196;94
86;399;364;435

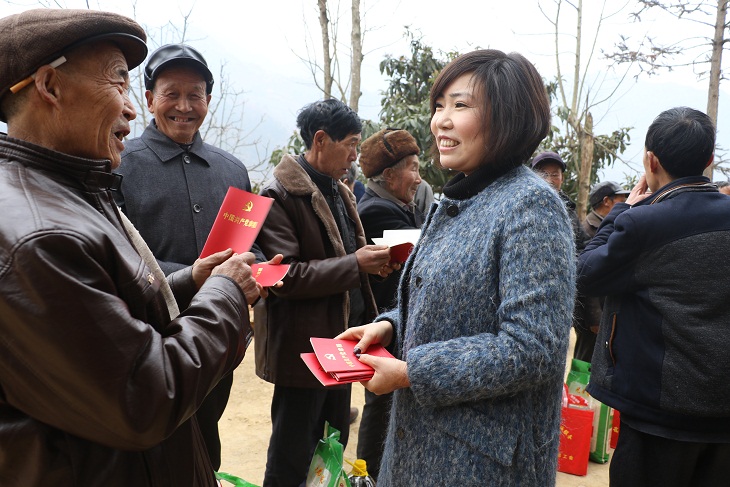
254;99;393;487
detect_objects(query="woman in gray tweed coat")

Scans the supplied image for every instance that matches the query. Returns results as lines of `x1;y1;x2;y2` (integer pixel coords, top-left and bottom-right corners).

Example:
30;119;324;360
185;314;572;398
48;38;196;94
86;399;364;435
339;49;575;486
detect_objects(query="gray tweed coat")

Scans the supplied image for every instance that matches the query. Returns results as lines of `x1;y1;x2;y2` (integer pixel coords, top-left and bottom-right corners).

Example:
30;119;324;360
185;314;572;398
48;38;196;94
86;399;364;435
377;166;575;486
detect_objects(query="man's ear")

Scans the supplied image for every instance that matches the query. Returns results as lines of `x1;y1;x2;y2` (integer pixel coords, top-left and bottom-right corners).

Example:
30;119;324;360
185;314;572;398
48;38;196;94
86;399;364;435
145;90;155;112
705;153;715;169
33;65;62;110
313;130;327;148
646;151;660;173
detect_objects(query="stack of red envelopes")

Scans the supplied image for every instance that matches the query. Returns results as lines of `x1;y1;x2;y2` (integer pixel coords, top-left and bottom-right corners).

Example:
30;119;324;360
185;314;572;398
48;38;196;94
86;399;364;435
301;338;395;387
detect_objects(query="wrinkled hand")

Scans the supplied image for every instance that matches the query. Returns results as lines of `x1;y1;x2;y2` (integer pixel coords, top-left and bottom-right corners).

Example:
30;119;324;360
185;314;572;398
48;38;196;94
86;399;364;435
358;354;410;395
192;248;236;289
355;245;392;275
208;250;260;305
626;174;652;206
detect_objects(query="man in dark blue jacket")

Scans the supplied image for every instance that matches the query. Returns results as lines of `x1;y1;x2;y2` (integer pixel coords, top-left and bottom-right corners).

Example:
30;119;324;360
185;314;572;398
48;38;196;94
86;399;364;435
578;106;730;487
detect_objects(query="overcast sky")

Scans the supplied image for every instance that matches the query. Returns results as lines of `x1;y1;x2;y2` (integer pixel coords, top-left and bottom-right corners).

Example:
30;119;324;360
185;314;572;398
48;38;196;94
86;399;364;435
2;0;729;184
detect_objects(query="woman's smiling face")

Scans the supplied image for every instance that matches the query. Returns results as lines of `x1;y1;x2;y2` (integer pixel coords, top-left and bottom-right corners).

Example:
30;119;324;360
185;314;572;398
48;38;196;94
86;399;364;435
430;73;486;176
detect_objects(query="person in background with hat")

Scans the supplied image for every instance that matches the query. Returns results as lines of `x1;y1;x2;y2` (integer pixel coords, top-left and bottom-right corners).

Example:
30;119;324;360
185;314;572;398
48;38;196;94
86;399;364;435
355;128;424;480
530;150;589;251
573;180;631;362
113;42;261;470
254;98;393;487
0;9;265;486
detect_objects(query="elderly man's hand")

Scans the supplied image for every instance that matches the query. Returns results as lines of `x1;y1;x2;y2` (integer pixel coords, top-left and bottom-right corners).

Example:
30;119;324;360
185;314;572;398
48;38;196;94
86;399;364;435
355;244;392;276
193;249;260;305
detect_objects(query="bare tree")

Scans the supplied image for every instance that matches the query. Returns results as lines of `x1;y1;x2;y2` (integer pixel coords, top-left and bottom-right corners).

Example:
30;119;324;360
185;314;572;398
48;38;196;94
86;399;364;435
540;0;634;218
349;0;363;111
606;0;729;179
296;0;365;110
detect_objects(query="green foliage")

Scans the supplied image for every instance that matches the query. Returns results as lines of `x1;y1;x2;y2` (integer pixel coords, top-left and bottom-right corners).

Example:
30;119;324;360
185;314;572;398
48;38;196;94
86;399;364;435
537;78;633;202
377;30;458;193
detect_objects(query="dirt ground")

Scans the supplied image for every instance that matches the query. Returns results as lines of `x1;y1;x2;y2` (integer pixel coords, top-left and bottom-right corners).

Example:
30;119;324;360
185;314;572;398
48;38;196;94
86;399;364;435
217;330;610;486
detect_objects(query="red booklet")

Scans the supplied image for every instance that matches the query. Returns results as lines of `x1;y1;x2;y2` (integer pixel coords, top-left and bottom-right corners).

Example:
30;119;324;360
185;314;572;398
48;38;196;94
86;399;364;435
309;337;394;374
250;263;290;286
301;338;395;386
200;187;274;258
300;353;369;387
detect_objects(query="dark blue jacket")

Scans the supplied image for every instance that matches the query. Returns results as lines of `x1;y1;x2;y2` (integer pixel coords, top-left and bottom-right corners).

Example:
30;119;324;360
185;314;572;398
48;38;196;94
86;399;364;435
578;176;730;441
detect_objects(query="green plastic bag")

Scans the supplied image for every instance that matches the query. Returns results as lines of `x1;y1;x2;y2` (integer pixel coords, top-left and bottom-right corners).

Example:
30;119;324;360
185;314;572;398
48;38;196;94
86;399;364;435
564;358;614;463
566;358;591;399
306;422;352;487
215;471;259;487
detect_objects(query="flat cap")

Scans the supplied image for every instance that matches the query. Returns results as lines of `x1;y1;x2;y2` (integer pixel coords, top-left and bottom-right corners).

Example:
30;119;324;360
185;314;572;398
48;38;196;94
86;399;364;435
0;9;147;120
144;44;214;94
589;181;630;207
530;151;566;171
360;128;420;178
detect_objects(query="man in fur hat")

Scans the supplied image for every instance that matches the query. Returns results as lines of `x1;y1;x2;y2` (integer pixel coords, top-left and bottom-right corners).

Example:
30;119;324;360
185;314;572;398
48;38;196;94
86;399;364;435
254;99;394;487
0;9;263;486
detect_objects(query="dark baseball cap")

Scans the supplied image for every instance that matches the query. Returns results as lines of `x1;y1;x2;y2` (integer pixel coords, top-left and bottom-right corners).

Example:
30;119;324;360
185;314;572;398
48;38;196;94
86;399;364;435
144;43;214;94
589;181;630;207
530;151;566;171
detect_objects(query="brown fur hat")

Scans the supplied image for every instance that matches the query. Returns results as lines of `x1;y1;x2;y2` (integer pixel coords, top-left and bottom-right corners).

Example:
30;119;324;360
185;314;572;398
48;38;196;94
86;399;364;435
359;128;420;178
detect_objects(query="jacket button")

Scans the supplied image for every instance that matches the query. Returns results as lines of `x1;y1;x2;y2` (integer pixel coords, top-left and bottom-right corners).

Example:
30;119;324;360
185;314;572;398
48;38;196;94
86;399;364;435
415;276;422;286
396;427;405;440
446;204;459;217
183;154;191;164
193;204;202;213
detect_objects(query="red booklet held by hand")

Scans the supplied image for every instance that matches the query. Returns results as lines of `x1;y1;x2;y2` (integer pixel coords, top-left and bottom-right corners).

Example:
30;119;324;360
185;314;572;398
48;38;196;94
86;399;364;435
301;338;395;386
200;187;274;259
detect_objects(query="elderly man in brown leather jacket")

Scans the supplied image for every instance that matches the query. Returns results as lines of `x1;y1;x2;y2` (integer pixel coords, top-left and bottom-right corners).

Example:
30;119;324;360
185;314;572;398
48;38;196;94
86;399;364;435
255;99;393;487
0;9;267;487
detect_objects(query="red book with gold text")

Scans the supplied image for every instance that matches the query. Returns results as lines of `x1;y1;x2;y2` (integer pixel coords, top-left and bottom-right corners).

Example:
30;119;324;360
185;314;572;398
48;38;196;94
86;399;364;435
309;337;394;374
200;187;274;259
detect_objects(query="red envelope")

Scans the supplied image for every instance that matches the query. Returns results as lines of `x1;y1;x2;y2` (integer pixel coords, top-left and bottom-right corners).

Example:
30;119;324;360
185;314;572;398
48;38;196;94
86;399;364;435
200;187;273;258
250;263;289;286
388;242;415;264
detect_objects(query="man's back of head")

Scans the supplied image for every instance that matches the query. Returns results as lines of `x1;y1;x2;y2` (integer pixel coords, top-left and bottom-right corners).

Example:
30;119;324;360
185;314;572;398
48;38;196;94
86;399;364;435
645;107;715;179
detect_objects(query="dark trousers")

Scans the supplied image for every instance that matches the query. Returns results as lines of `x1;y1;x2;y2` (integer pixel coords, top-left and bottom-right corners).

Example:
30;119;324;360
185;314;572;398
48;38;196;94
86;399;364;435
263;384;351;487
611;419;730;487
356;389;392;481
196;371;234;470
573;327;597;363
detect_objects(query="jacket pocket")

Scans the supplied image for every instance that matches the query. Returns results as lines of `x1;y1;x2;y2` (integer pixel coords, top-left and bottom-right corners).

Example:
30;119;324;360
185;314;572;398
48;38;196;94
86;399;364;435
428;401;520;467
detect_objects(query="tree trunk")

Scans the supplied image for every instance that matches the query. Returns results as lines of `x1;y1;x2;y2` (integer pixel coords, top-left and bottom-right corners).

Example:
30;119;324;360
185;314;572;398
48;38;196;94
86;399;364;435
577;112;594;220
705;0;727;179
318;0;332;99
349;0;362;111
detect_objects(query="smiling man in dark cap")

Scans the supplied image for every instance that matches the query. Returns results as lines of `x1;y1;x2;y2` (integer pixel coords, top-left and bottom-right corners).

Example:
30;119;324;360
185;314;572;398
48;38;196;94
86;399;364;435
113;42;260;471
0;9;263;486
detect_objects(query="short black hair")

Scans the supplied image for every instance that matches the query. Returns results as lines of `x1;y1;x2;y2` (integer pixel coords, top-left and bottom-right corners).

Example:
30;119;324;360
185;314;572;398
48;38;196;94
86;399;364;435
296;98;362;149
429;49;551;173
645;107;715;178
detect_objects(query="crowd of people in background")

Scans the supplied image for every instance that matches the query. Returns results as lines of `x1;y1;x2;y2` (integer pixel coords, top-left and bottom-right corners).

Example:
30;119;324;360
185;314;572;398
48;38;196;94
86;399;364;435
2;7;730;487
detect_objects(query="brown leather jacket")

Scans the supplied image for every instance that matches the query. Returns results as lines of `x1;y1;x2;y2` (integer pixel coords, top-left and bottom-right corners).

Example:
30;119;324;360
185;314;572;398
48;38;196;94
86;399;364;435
255;154;377;387
0;135;249;486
